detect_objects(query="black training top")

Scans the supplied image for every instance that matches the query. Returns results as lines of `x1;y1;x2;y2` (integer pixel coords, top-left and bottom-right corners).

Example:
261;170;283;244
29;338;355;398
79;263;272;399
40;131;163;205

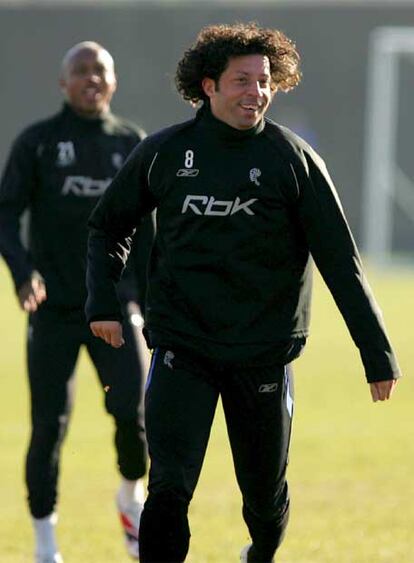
86;104;400;382
0;103;153;311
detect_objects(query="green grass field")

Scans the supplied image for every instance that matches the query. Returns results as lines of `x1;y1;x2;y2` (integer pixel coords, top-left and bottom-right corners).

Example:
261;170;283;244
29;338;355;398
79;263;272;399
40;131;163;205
0;261;413;562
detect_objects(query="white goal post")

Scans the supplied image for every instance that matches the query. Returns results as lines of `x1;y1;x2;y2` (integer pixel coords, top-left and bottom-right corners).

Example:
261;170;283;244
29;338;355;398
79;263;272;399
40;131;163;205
362;26;414;265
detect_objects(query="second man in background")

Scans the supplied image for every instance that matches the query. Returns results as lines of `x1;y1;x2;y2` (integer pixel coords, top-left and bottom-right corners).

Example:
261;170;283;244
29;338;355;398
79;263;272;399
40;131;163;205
0;41;153;562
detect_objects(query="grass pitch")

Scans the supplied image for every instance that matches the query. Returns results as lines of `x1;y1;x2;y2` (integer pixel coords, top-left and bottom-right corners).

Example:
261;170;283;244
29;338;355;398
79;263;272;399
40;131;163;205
0;261;412;562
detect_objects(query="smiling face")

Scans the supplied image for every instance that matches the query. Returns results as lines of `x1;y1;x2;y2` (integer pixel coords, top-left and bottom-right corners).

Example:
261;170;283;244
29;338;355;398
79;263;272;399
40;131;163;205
59;46;117;118
202;54;274;130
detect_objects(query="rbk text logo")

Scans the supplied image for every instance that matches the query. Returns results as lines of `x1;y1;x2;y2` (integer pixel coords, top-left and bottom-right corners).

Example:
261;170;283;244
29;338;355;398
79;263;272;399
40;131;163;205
182;195;258;216
62;176;112;197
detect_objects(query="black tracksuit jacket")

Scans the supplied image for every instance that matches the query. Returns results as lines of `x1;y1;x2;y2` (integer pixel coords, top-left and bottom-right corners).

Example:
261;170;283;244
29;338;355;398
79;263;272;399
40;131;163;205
0;104;153;312
85;105;400;383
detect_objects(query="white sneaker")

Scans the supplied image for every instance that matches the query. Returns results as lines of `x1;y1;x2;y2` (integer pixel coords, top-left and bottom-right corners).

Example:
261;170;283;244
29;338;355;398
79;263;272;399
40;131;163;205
240;544;252;562
240;544;275;563
116;491;143;560
35;553;63;563
33;513;63;563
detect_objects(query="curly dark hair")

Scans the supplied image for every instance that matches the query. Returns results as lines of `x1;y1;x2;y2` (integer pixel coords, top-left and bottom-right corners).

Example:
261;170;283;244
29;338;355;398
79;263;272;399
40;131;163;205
175;22;302;105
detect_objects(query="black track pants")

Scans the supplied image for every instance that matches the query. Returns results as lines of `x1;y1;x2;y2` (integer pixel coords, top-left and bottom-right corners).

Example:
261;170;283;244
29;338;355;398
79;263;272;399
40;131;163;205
139;348;294;563
26;307;146;519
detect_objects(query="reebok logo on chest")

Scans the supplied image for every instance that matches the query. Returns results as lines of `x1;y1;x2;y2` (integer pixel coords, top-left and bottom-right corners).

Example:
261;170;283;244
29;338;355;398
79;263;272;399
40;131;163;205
181;195;258;216
177;149;259;216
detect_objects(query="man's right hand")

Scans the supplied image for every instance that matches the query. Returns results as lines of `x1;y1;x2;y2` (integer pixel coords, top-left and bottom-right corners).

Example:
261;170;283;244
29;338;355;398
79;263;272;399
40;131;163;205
369;379;398;402
18;273;47;312
90;320;125;348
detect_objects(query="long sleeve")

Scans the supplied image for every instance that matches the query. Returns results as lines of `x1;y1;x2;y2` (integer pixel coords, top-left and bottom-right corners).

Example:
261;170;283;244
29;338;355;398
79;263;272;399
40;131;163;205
293;148;400;382
0;132;36;291
85;141;157;323
116;212;155;313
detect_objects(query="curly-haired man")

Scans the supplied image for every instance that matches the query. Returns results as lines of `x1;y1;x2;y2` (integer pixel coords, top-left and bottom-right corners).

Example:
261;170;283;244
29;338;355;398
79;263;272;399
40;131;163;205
85;23;400;562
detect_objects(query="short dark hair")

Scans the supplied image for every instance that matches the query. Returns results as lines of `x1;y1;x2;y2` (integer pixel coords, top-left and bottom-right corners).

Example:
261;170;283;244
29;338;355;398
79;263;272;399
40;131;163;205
175;22;301;105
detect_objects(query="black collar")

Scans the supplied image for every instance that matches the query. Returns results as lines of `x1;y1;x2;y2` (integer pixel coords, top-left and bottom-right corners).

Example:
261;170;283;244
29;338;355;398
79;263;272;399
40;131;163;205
61;103;113;128
196;103;265;141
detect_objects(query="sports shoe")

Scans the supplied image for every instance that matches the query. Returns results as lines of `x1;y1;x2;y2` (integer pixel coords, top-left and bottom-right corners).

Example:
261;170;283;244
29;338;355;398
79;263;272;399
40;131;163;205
33;512;63;563
240;544;252;562
240;544;275;563
35;553;63;563
116;491;143;559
